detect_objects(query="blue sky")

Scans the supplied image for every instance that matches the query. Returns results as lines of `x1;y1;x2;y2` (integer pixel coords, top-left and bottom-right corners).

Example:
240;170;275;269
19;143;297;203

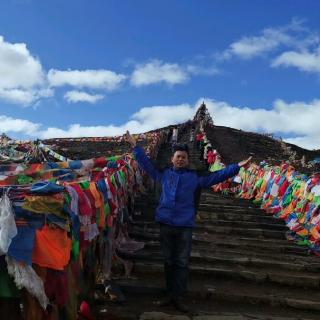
0;0;320;149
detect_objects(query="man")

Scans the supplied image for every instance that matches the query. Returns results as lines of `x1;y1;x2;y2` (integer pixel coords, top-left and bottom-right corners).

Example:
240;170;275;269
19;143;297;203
125;131;251;312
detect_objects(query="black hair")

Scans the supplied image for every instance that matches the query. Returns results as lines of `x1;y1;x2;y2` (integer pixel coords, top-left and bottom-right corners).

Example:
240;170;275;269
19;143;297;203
172;143;189;156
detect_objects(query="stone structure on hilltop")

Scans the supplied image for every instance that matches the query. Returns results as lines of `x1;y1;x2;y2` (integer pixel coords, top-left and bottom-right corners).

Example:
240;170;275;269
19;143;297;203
194;102;214;127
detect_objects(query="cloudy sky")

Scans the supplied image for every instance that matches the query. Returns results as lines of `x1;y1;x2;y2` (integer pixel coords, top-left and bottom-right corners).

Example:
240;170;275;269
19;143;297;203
0;0;320;150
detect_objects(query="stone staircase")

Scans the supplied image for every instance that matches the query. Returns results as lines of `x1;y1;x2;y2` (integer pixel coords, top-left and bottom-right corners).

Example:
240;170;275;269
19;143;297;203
95;130;320;320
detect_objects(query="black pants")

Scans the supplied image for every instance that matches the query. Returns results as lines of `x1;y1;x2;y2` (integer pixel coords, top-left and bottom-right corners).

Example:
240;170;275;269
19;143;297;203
159;224;193;299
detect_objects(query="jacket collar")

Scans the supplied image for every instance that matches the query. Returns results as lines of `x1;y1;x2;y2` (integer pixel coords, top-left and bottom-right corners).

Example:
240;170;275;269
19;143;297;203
171;166;189;173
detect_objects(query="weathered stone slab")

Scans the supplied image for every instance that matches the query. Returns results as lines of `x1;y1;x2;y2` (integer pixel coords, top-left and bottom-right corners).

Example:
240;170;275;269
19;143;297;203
285;298;320;311
193;315;245;320
139;312;190;320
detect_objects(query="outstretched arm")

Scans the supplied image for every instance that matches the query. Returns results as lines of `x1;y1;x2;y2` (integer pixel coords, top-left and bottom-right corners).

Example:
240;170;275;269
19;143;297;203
198;156;252;188
125;131;163;181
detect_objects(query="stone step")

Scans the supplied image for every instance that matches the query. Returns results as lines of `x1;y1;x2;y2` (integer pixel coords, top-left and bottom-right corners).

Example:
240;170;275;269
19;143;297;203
135;203;272;219
196;206;274;217
138;312;317;320
129;231;311;257
135;198;264;213
131;261;320;289
197;203;263;212
131;219;287;232
135;197;260;207
114;273;320;316
119;248;320;273
136;189;240;200
131;224;287;240
196;210;285;225
200;191;248;199
133;212;285;230
140;240;318;265
134;208;284;226
199;199;260;208
136;203;285;225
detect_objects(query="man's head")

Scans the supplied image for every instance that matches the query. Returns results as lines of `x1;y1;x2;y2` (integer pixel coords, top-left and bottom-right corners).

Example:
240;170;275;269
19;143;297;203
171;144;189;169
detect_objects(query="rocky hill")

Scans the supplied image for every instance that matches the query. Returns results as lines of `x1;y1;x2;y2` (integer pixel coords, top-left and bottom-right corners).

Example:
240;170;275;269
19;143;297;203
43;122;320;174
204;124;320;173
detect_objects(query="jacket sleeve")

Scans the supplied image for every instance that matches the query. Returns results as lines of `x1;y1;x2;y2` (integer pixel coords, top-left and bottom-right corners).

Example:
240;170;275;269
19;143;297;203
197;164;240;188
132;146;163;181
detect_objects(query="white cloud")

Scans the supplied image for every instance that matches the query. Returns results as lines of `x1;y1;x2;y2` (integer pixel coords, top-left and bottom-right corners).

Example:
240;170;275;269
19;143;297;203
0;36;50;106
0;115;40;135
271;50;320;73
130;60;219;87
285;135;320;150
0;88;54;106
64;90;104;104
202;98;320;150
34;98;320;150
48;69;126;90
131;104;195;128
0;89;39;106
130;60;189;86
2;98;320;150
37;103;195;139
228;28;293;60
0;36;44;89
186;64;219;76
219;19;318;61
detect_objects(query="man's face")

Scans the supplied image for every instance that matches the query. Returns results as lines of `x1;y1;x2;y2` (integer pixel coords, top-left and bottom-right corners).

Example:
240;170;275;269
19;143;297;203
171;150;189;169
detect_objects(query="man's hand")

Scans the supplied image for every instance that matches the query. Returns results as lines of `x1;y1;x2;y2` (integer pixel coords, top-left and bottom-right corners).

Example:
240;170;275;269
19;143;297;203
124;130;137;148
238;156;252;168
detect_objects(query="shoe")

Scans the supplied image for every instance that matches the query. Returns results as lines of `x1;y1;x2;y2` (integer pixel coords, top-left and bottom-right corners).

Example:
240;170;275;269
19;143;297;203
156;296;173;307
173;297;189;313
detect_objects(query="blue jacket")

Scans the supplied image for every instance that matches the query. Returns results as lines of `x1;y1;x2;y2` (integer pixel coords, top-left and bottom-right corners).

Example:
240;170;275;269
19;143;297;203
133;146;240;227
